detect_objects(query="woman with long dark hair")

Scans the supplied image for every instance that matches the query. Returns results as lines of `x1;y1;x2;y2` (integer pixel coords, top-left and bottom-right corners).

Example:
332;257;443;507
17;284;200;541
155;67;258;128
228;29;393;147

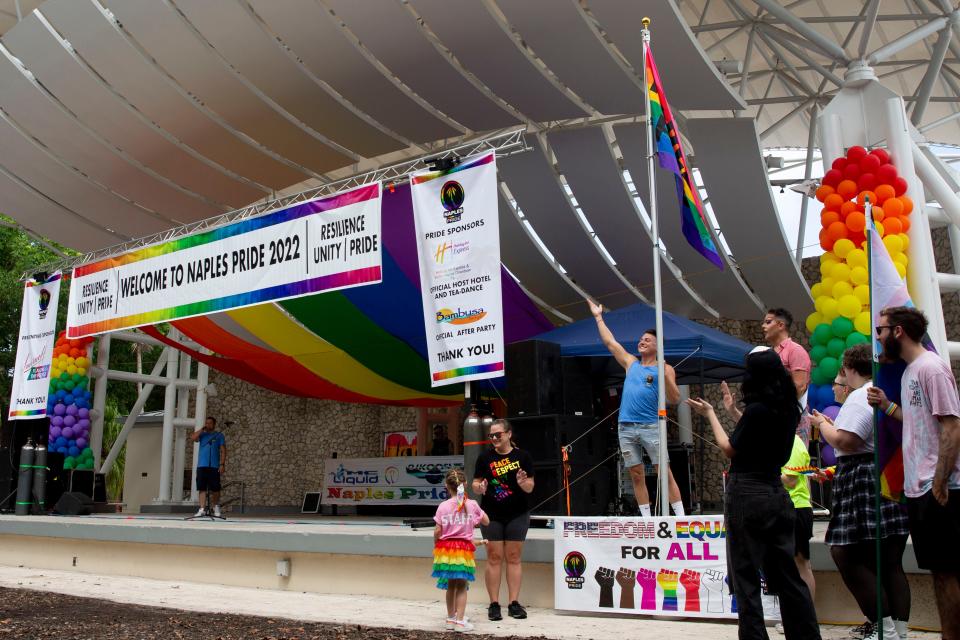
687;349;821;639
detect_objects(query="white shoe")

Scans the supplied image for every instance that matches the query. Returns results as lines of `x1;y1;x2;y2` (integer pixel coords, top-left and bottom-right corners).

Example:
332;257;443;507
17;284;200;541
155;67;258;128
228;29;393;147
455;619;474;632
862;618;898;640
774;622;784;634
445;617;455;630
195;508;205;517
894;619;908;639
213;505;221;517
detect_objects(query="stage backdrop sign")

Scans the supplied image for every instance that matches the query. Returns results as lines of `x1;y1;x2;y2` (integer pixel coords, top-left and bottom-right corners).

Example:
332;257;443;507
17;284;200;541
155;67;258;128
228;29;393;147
554;516;780;621
322;455;462;505
9;273;61;419
66;183;382;338
410;152;504;387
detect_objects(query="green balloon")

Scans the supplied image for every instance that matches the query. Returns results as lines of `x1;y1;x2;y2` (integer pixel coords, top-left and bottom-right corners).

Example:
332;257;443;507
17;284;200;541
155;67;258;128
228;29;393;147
64;380;76;391
72;373;82;382
812;324;833;346
59;372;69;381
820;356;840;379
63;458;75;470
831;316;854;338
75;379;87;389
827;337;846;359
82;447;92;457
809;344;828;364
846;332;869;347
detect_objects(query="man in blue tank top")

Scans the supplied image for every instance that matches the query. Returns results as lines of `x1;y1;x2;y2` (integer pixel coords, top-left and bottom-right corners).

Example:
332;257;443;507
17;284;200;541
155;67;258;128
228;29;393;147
590;300;685;517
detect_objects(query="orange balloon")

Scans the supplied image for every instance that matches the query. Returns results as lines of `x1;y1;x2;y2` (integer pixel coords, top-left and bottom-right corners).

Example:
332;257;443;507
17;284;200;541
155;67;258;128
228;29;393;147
837;179;858;200
899;215;911;232
857;190;877;206
840;201;859;218
821;210;840;227
900;195;913;216
871;205;885;222
875;184;895;203
884;216;903;235
819;229;834;252
845;211;866;232
882;197;903;217
824;193;844;213
816;185;835;202
827;221;849;242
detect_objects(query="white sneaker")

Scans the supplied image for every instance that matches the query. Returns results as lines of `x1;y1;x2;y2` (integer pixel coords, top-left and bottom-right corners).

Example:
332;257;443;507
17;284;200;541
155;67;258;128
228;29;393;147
774;622;784;634
862;618;898;640
445;617;455;630
195;508;205;517
213;505;221;517
455;619;474;632
894;619;908;639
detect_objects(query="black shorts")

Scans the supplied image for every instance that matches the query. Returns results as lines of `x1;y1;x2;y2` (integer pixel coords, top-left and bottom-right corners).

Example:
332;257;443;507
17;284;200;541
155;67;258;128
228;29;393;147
196;467;221;492
907;489;960;571
481;512;530;542
793;506;814;560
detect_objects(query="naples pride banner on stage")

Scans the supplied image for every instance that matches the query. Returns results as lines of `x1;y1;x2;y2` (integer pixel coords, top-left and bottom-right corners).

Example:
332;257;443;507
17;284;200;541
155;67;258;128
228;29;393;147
66;184;382;338
322;455;463;505
10;273;61;419
410;152;504;387
555;516;779;621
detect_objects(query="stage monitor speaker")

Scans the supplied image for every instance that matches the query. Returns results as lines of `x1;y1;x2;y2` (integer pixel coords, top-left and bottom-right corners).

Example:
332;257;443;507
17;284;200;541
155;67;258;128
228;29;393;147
45;452;66;509
561;357;594;417
531;463;611;516
508;414;610;466
620;444;694;513
0;448;12;511
93;473;107;504
506;340;561;416
54;491;93;516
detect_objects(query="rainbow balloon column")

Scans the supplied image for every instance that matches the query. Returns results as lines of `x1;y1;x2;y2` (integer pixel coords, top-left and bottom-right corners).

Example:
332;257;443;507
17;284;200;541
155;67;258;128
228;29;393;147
47;332;96;471
806;145;913;417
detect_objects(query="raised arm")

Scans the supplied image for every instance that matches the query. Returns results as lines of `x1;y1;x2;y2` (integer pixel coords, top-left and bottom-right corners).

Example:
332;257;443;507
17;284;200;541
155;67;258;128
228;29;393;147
686;398;735;458
588;300;636;372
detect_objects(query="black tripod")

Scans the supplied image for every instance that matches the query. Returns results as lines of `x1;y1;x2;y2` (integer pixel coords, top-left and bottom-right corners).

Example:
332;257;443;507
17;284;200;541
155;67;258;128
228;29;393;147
184;484;226;522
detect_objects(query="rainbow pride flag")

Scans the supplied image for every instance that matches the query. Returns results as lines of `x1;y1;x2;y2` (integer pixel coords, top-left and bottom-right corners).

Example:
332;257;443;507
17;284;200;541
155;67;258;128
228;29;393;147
644;43;724;269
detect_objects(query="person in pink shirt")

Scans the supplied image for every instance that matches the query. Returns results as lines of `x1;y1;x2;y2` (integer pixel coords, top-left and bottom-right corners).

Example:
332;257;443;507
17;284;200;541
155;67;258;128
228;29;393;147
763;308;813;444
868;306;960;638
433;468;489;632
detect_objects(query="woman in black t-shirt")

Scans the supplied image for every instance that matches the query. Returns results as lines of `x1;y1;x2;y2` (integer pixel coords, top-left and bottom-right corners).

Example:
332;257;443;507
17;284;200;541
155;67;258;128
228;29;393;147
472;419;534;622
687;350;821;640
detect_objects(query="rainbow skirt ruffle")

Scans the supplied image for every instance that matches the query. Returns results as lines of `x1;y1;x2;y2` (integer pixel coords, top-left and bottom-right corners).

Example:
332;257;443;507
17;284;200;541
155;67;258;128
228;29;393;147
431;538;476;590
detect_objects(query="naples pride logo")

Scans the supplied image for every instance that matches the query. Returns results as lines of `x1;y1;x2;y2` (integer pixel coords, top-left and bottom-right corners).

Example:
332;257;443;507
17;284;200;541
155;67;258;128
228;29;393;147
563;551;586;589
440;180;465;223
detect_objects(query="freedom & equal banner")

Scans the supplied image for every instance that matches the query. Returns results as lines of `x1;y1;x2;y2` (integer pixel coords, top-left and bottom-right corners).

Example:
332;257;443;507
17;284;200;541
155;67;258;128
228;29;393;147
410;152;504;387
66;183;382;338
9;273;61;419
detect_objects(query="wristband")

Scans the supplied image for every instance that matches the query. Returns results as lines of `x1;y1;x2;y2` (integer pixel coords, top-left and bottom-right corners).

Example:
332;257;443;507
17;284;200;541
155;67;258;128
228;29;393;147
885;402;898;416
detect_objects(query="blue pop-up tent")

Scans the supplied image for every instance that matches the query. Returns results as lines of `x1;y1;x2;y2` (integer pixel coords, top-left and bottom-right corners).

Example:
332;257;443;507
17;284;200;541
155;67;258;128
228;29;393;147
533;302;755;384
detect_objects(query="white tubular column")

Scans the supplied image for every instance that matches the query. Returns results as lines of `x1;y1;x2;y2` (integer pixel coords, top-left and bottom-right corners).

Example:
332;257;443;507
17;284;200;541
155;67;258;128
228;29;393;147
817;112;844;172
884;98;950;359
678;385;693;446
190;362;209;503
172;349;192;502
89;333;111;469
157;329;181;502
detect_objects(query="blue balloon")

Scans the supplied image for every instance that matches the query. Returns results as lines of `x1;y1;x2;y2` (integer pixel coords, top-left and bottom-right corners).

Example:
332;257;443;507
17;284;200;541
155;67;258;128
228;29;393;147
55;436;67;448
67;446;80;457
67;439;76;448
63;395;74;405
56;446;68;455
84;390;92;400
55;390;65;399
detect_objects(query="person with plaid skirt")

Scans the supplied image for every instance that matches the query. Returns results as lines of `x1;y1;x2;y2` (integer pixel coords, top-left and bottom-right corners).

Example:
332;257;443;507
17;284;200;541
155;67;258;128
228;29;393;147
811;344;910;640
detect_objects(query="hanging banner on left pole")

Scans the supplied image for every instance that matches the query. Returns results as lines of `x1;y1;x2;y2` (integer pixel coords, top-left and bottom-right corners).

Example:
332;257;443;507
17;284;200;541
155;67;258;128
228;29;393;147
9;273;61;419
410;152;504;387
66;183;382;338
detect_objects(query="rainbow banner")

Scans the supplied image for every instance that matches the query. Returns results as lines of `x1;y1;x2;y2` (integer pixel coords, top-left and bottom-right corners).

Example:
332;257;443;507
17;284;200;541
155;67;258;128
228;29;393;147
10;273;61;419
66;183;382;338
410;152;504;387
644;43;724;269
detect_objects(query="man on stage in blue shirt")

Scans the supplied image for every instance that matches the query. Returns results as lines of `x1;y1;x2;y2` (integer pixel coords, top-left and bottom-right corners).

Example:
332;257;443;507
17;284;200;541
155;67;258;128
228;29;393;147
590;300;685;517
190;416;226;517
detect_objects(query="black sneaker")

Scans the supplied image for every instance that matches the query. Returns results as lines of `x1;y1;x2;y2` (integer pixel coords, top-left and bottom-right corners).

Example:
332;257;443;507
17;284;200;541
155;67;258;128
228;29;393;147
849;621;876;639
487;602;502;621
508;601;527;619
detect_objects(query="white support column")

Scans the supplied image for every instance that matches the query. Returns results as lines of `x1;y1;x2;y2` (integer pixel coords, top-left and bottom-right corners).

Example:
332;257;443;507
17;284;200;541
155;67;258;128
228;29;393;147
171;349;192;502
190;362;209;503
157;330;180;502
885;98;950;360
912;143;960;230
89;333;111;469
818;112;844;172
678;385;693;446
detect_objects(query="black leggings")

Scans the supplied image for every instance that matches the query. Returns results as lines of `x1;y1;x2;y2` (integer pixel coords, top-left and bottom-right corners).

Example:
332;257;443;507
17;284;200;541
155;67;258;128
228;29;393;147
830;535;910;622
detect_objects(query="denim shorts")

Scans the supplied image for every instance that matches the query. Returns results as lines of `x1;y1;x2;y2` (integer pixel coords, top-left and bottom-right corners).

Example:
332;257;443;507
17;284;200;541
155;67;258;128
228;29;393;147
618;422;665;466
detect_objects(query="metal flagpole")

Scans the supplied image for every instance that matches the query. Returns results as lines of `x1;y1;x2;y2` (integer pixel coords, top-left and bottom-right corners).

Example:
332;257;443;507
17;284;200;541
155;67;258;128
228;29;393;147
866;197;885;638
641;17;670;517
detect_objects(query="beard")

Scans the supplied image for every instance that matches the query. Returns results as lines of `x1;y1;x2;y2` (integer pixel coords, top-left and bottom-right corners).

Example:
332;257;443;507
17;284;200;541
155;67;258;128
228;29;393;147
881;333;902;361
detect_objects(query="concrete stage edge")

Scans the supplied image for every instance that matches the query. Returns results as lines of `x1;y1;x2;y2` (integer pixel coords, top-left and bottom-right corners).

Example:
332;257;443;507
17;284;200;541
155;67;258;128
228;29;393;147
0;515;940;631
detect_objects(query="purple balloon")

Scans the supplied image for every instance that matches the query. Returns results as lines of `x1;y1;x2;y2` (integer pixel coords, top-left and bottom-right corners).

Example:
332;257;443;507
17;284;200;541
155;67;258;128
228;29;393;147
76;437;87;448
53;404;66;416
822;404;841;421
51;415;64;427
65;405;78;416
80;429;90;439
64;415;77;428
76;419;90;430
78;408;89;419
50;426;62;438
821;443;837;467
62;427;74;439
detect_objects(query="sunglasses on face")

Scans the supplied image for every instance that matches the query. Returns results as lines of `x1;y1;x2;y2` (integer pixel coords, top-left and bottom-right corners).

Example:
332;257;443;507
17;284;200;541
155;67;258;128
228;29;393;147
488;432;506;440
875;325;897;336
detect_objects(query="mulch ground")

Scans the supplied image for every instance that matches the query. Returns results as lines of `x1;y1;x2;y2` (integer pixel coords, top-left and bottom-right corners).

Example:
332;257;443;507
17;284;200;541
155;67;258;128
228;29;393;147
0;587;541;640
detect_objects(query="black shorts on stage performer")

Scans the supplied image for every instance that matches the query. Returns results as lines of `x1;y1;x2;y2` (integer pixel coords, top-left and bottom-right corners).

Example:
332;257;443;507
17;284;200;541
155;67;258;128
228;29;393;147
908;489;960;571
196;466;221;492
793;506;814;560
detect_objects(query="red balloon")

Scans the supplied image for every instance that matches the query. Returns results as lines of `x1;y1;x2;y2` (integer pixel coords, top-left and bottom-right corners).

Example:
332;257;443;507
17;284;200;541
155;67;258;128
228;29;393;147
846;211;866;232
877;163;898;184
820;229;834;252
843;163;862;181
858;173;877;192
893;176;908;196
831;157;848;172
822;169;843;188
847;145;868;161
870;148;891;164
827;221;849;242
849;230;867;247
859;153;881;173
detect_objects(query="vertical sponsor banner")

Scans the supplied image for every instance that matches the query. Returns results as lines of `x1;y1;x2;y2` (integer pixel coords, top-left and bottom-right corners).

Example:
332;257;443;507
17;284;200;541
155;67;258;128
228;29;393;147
410;152;504;387
555;516;780;621
9;273;61;419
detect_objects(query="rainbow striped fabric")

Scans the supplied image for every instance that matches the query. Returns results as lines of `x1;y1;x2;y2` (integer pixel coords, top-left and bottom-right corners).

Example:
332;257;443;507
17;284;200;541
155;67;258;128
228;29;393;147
431;539;477;590
644;43;724;269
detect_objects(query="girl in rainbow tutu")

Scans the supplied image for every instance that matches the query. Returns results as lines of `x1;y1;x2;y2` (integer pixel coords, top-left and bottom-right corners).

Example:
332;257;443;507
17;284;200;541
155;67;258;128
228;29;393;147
433;468;489;632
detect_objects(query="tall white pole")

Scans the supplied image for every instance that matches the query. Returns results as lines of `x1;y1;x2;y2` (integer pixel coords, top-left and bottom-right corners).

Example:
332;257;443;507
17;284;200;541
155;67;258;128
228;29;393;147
89;334;111;469
157;329;180;502
641;18;670;517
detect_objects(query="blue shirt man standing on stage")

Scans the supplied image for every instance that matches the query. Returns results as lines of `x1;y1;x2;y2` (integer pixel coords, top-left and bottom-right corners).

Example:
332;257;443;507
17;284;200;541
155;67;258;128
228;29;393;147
190;416;226;517
589;300;685;517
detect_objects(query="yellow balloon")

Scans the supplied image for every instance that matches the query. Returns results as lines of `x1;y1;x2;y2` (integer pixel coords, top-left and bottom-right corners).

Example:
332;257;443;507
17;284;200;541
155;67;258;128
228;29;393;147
810;283;823;299
66;357;75;366
894;252;908;267
833;281;854;299
854;310;872;335
846;248;867;269
833;238;855;259
820;297;839;319
875;221;885;237
50;368;61;380
850;266;868;286
895;262;907;278
75;356;88;369
821;276;837;293
854;284;870;305
806;312;823;333
898;233;910;251
66;365;77;375
884;234;904;255
819;261;833;278
820;251;839;264
77;367;87;377
838;294;862;319
831;262;852;282
814;295;829;313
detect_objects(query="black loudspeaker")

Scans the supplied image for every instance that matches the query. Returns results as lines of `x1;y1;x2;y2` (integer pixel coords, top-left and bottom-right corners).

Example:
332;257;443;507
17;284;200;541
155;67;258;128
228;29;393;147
509;414;610;466
531;463;611;516
506;340;562;416
621;444;694;512
93;473;107;504
561;357;594;417
0;448;13;511
45;452;66;509
54;491;93;516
